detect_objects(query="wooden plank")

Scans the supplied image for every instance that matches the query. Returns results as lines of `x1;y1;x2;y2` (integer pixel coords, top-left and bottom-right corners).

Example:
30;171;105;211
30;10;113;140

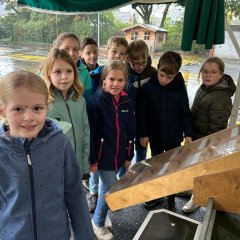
193;168;240;215
105;125;240;211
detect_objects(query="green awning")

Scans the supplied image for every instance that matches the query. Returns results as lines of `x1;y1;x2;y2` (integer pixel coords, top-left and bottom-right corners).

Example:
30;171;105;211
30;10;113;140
17;0;135;13
181;0;224;51
16;0;225;51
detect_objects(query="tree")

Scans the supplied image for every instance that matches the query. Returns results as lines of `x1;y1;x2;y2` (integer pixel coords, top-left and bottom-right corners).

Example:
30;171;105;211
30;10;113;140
132;3;153;24
225;0;240;18
160;3;170;28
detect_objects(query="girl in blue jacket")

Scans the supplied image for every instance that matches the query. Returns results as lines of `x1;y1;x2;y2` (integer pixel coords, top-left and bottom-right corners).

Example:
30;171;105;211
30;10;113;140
87;60;135;240
42;48;90;179
0;71;94;240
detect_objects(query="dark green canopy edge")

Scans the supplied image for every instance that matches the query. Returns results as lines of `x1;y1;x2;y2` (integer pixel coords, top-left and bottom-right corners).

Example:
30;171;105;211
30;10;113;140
16;0;225;51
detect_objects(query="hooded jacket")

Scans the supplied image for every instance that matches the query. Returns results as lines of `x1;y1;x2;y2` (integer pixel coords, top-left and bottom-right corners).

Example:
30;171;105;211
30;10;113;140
191;74;236;139
76;59;93;102
138;72;193;149
47;89;90;175
87;89;135;170
0;119;94;240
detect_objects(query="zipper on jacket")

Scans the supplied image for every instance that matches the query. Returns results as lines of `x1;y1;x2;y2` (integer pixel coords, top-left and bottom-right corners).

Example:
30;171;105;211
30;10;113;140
111;97;120;170
60;93;77;153
98;138;104;161
127;140;132;159
25;148;38;240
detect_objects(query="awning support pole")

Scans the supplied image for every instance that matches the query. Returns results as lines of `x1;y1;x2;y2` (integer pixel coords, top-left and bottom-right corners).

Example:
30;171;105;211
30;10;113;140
225;19;240;126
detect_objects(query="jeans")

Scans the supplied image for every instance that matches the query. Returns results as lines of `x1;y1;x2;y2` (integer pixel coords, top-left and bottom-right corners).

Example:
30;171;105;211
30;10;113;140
135;136;147;162
93;170;118;227
89;171;99;194
117;166;126;179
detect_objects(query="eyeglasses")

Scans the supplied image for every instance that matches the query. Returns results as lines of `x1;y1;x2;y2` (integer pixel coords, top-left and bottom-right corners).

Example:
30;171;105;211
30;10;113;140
129;60;147;68
201;70;220;75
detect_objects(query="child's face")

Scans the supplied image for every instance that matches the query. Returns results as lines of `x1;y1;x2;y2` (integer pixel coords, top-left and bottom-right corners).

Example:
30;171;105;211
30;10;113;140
201;62;222;87
58;37;80;64
1;87;47;141
106;44;127;62
80;44;99;70
127;57;147;74
103;69;126;99
49;59;74;98
157;70;177;86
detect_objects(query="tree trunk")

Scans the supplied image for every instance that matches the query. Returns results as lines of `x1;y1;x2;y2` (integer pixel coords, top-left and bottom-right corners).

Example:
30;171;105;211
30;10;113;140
132;4;153;24
160;3;171;28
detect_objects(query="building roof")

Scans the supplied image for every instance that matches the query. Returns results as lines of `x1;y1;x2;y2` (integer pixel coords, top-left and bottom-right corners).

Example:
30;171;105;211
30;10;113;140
122;23;168;32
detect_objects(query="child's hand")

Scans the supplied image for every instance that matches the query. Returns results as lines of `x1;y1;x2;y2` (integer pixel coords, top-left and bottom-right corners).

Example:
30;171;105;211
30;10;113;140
90;163;98;173
124;160;131;171
140;137;149;148
184;136;192;144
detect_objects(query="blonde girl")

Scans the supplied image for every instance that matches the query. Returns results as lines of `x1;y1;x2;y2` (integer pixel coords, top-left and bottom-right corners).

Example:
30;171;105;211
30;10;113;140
43;48;90;178
0;71;94;240
53;32;92;101
87;60;135;240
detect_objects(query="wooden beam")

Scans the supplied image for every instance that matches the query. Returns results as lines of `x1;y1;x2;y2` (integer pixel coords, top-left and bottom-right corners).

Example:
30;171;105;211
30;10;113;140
193;168;240;215
105;125;240;211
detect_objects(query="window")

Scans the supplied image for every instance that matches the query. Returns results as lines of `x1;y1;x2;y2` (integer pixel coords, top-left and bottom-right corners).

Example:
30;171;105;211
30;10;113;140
158;33;164;42
144;31;150;40
131;31;138;40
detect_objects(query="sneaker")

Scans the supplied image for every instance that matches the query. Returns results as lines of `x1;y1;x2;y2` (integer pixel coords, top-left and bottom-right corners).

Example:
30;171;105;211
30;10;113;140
92;220;114;240
182;195;199;213
143;197;165;208
88;193;98;213
82;179;90;192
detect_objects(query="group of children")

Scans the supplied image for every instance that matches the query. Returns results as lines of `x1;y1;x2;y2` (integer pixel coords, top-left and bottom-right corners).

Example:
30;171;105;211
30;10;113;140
0;31;236;240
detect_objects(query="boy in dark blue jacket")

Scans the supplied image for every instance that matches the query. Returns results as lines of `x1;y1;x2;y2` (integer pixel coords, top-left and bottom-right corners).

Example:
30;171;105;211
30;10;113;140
138;51;193;208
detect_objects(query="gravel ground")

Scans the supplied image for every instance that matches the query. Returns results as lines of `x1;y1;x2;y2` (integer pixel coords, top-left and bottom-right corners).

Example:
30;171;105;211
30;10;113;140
86;189;206;240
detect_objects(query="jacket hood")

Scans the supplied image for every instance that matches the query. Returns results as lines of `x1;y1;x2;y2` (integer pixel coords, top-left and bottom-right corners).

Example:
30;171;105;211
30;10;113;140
0;118;62;147
201;74;236;96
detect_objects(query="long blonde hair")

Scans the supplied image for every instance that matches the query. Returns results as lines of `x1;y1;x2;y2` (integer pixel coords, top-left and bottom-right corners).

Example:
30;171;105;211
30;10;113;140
43;48;84;101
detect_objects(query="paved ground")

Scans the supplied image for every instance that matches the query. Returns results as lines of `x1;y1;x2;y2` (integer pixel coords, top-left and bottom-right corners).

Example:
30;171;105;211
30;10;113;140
87;191;206;240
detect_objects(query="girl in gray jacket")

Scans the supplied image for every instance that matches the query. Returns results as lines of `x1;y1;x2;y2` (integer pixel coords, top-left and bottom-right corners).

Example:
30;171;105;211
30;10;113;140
0;71;94;240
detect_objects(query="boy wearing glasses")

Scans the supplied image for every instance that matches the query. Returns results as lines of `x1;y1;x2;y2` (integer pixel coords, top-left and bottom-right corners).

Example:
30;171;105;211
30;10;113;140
126;39;157;163
138;51;193;209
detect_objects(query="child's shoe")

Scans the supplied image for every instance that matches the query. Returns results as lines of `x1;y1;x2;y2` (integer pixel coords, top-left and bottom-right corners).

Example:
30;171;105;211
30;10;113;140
105;214;113;232
92;220;114;240
182;195;199;213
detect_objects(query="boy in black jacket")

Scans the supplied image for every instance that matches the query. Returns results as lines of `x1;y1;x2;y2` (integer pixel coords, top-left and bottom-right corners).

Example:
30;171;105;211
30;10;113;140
125;40;157;162
138;51;193;208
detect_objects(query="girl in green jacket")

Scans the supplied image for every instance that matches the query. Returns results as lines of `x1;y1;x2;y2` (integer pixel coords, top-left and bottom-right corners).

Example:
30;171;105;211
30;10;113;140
43;48;90;177
182;56;236;214
53;32;93;102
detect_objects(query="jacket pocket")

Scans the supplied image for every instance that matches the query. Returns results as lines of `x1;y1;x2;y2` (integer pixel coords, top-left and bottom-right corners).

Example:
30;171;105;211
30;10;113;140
97;138;104;161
